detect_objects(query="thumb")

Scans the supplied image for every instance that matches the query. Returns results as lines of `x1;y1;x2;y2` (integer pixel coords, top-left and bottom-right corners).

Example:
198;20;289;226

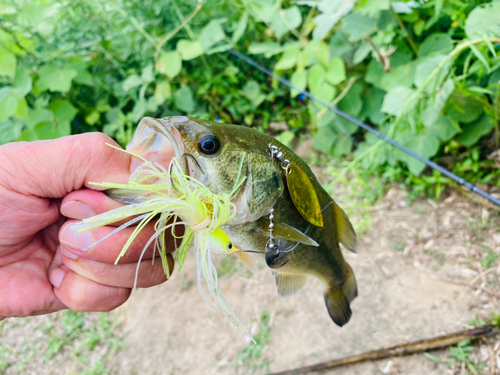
0;133;132;198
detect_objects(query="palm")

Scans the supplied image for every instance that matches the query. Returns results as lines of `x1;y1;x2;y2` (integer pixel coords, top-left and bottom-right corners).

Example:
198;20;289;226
0;191;65;317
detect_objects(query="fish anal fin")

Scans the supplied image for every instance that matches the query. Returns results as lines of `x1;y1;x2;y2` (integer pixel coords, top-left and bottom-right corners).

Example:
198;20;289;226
332;203;357;253
257;219;319;247
236;251;259;273
274;271;309;297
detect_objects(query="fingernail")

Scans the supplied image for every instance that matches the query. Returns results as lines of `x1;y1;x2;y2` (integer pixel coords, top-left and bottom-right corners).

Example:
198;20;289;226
61;201;96;220
50;268;66;288
60;224;94;251
61;246;79;260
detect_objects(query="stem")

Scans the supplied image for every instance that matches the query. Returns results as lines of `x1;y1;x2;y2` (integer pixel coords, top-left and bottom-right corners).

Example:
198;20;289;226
389;6;418;56
154;0;203;63
299;0;320;40
316;75;361;120
495;81;500;148
113;4;157;48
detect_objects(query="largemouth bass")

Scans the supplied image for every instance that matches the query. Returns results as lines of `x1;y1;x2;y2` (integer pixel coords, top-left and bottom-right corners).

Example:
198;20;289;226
116;116;358;327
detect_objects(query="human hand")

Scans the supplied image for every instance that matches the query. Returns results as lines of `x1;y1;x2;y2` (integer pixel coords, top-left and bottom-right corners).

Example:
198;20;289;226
0;133;174;319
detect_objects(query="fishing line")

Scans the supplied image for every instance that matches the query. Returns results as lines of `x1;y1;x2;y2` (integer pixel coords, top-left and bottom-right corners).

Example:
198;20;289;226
228;48;500;207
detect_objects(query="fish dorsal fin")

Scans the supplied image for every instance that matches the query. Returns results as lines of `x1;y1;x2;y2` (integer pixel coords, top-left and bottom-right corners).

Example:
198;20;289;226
274;271;309;297
332;203;357;253
287;163;323;227
257;219;319;247
236;251;259;273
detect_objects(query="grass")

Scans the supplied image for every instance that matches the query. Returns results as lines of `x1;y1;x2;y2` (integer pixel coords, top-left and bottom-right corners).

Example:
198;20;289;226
0;310;125;375
236;309;273;373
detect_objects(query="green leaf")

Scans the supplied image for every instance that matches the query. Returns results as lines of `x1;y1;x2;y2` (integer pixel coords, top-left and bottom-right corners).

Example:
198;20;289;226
176;40;204;61
421;79;455;126
356;0;390;17
380;62;415;91
0;49;17;79
469;45;490;73
338;81;363;117
66;59;93;85
174;86;195;113
328;31;352;59
447;93;484;124
353;42;371;64
36;65;77;93
290;70;306;97
316;42;330;67
15;97;28;119
325;58;346;85
332;135;353;157
51;100;78;124
199;20;226;51
465;2;500;39
275;130;295;147
342;12;378;42
271;6;302;38
141;65;154;83
232;13;248;44
418;33;453;57
13;67;32;98
154;81;172;105
364;88;386;125
129;99;147;123
243;80;266;107
0;87;18;121
122;74;142;92
381;86;415;116
312;0;356;40
313;126;336;154
26;109;53;128
34;121;70;140
414;55;446;88
397;129;440;175
0;119;24;145
157;51;182;79
85;110;100;126
456;114;495;147
427;116;458;142
308;64;336;103
275;47;299;70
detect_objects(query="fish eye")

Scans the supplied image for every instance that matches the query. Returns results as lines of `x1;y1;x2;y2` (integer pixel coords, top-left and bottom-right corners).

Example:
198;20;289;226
228;243;233;250
197;133;221;155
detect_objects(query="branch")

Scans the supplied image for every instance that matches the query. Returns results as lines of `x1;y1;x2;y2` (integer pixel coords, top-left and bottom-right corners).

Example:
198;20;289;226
271;325;498;375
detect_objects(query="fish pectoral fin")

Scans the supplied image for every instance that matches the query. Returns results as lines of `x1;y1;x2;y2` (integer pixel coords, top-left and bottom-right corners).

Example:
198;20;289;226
236;251;259;273
332;202;357;253
274;271;309;297
257;219;319;247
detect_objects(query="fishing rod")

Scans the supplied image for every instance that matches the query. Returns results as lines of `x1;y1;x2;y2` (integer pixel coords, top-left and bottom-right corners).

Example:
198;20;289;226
228;48;500;208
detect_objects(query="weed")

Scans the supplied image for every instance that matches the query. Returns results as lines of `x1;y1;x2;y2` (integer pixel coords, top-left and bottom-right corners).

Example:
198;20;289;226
481;248;499;269
180;276;194;292
237;309;273;373
217;255;242;278
425;340;486;374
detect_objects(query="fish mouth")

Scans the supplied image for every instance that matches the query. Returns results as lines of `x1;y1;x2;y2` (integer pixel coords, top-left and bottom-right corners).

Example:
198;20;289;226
126;116;188;175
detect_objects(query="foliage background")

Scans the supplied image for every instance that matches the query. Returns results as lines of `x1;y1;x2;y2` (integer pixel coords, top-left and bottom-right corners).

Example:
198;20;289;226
1;0;500;193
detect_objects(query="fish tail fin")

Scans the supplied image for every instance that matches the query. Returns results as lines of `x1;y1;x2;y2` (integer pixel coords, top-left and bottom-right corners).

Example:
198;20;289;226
324;265;357;327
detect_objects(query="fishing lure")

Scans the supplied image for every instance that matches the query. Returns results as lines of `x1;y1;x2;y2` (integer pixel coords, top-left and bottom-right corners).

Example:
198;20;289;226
70;146;251;338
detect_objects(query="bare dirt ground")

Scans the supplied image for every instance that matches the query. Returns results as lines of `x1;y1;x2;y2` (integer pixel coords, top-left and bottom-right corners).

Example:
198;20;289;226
2;183;500;375
108;187;500;375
